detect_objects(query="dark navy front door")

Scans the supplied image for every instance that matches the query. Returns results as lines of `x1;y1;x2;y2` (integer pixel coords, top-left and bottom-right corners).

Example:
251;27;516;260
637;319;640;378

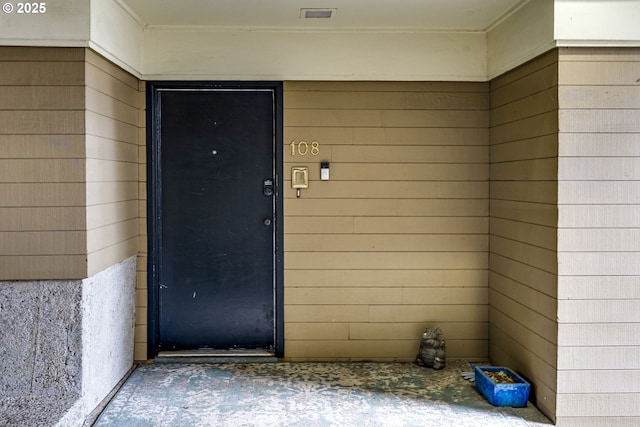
149;84;281;354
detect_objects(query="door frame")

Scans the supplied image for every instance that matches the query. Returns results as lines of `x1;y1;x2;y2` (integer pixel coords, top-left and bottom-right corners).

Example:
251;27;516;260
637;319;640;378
146;81;284;359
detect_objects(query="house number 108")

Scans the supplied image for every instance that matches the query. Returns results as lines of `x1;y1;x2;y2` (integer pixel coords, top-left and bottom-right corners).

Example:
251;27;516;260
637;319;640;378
290;140;320;156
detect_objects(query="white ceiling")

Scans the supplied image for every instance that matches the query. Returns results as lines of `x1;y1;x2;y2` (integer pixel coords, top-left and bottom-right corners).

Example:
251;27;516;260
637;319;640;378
120;0;528;31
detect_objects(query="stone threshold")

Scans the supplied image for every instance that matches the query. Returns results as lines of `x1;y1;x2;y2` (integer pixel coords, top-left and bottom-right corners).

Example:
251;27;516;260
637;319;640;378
155;349;277;364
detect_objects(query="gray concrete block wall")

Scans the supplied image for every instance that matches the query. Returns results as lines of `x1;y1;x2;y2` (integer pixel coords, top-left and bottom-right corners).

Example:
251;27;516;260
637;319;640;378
0;280;82;398
0;256;137;426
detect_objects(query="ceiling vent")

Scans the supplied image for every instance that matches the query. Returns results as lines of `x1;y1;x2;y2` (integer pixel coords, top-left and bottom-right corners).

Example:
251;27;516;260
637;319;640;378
300;8;336;19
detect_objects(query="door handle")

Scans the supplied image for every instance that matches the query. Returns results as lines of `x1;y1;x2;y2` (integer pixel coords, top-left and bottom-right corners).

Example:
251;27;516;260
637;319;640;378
263;217;272;226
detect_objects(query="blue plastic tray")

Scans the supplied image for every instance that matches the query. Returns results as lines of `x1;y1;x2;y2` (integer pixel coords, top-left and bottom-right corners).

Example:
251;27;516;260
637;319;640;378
474;366;530;407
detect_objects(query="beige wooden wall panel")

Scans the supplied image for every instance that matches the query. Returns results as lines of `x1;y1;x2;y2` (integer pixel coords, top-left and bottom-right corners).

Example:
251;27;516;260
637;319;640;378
489;49;559;420
284;81;490;362
135;80;148;361
84;49;140;277
556;47;640;427
0;47;87;280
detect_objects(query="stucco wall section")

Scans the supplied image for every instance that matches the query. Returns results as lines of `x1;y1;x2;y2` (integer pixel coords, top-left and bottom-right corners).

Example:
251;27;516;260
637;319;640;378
81;255;136;412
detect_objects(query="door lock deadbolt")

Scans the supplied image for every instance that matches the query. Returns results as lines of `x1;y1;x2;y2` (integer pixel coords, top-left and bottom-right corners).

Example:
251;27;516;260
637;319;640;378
263;179;274;196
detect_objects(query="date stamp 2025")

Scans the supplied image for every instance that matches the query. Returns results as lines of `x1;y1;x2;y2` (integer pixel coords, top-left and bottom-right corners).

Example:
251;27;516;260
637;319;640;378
3;2;47;14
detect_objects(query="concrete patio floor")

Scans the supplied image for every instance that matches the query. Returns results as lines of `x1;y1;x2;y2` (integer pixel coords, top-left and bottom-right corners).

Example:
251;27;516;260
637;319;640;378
90;360;553;427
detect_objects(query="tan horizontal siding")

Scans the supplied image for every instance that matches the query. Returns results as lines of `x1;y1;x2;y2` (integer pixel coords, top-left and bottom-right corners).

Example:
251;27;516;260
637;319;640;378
558;133;640;157
0;62;84;86
285;127;490;146
558;323;640;347
558;228;640;252
490;200;557;227
559;181;640;204
86;200;138;230
0;46;85;62
489;324;557;417
134;80;148;361
0;159;85;182
0;47;87;280
490;254;557;297
559;59;640;85
559;109;640;133
284;199;488;217
285;252;487;270
267;322;477;347
558;395;640;419
284;181;487;199
86;159;138;182
313;163;488;181
558;276;640;300
285;234;488;252
85;57;139;103
0;231;85;255
284;81;489;361
284;339;487;361
490;273;557;320
322;145;488;163
347;322;488;341
556;417;640;427
287;109;488;128
84;49;140;277
283;161;485;181
490;288;557;343
0;135;85;159
0;183;85;207
87;237;138;277
86;135;138;162
285;269;487;288
490;158;557;181
284;81;489;93
559;157;640;180
0;255;87;280
0;86;84;110
489;50;559;422
490;235;557;274
0;111;85;134
491;135;558;163
490;308;557;363
86;181;138;205
353;217;488;234
491;110;558;145
491;50;558;92
558;346;640;371
490;181;557;204
559;85;640;109
491;87;558;126
86;110;138;144
285;287;487;306
559;300;640;324
284;91;489;110
490;217;557;251
86;87;139;126
556;47;640;425
0;207;85;231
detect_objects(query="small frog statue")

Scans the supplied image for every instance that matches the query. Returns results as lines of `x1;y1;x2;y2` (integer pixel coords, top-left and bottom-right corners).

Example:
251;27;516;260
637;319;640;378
416;327;446;370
